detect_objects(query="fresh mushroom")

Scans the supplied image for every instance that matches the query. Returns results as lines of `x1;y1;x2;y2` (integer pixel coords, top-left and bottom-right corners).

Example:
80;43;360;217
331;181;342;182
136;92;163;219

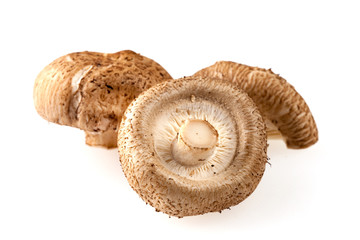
118;76;268;217
33;50;172;148
194;61;318;149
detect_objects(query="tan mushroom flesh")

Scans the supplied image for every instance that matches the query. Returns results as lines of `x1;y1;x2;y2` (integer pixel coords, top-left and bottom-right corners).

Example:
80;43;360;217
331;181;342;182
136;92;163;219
194;61;318;149
118;76;268;217
33;50;172;148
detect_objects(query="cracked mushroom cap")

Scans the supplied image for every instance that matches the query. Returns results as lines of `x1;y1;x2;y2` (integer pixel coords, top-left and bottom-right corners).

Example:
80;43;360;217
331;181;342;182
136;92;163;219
33;50;172;148
194;61;318;149
118;76;267;217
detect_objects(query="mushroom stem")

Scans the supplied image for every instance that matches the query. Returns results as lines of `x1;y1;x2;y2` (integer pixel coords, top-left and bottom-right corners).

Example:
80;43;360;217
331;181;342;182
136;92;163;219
85;130;118;148
264;118;282;138
171;119;218;166
266;130;283;139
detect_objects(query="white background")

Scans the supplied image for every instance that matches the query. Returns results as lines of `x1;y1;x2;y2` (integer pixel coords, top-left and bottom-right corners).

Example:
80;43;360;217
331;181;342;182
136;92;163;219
1;0;359;239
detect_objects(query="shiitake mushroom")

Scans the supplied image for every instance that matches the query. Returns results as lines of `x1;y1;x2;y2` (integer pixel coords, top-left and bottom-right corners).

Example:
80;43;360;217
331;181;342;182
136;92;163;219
194;61;318;149
117;76;268;217
33;50;172;148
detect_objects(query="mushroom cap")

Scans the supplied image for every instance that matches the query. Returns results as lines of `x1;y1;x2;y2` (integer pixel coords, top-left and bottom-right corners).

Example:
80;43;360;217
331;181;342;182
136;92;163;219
33;50;172;147
118;76;267;217
194;61;318;149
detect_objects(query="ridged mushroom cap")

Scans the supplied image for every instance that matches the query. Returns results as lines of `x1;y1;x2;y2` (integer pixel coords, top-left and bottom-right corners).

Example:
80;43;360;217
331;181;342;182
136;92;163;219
118;76;267;217
33;50;172;148
194;61;318;149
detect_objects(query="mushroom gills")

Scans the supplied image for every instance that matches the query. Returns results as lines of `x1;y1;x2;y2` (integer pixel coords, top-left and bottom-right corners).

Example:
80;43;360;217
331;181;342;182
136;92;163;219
153;100;238;180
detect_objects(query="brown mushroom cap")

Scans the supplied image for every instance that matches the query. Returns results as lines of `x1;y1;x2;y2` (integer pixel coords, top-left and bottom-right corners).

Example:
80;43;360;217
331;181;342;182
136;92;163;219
194;61;318;149
33;50;172;148
118;76;267;217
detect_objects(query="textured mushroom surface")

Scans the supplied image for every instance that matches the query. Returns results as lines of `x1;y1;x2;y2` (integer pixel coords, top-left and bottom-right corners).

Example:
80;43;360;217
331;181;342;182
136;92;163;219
33;50;172;148
194;61;318;149
118;76;268;217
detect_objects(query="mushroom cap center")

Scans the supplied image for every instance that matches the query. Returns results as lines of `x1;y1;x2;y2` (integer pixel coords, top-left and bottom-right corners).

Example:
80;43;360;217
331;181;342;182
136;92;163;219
171;119;218;166
180;119;218;149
